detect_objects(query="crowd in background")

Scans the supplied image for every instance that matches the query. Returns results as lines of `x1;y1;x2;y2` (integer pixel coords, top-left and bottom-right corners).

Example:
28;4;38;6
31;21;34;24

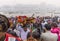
6;15;60;41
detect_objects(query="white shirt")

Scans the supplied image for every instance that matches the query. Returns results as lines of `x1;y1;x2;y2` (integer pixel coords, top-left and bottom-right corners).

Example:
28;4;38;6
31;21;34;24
20;28;30;41
41;31;58;41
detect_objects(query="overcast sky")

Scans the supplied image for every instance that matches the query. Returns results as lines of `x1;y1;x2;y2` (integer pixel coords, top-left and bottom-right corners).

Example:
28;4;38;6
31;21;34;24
0;0;60;7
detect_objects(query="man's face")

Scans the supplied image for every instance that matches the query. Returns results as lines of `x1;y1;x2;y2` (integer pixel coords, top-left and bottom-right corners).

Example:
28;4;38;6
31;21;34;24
24;27;27;32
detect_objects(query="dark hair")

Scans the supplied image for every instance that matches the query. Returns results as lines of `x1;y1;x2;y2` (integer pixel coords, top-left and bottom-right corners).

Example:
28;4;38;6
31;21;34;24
11;24;16;30
0;21;6;32
27;32;32;39
23;24;27;28
51;22;58;27
7;30;18;37
44;24;51;30
0;14;10;32
32;31;40;39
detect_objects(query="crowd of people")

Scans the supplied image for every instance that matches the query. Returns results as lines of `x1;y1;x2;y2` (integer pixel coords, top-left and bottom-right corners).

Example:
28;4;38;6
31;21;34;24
0;14;60;41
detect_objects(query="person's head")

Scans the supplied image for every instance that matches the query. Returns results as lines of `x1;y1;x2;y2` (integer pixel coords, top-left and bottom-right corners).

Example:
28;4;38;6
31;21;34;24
51;22;58;28
32;31;40;40
27;32;37;41
47;19;52;24
23;24;27;32
44;24;51;31
0;14;9;38
27;32;32;39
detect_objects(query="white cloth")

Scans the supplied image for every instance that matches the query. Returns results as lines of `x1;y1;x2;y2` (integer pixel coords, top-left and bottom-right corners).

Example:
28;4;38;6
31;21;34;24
41;31;58;41
14;29;20;37
20;28;30;41
42;22;47;28
16;25;30;40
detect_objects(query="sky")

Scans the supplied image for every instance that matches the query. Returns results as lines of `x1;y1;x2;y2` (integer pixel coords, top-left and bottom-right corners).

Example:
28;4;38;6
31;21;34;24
0;0;60;7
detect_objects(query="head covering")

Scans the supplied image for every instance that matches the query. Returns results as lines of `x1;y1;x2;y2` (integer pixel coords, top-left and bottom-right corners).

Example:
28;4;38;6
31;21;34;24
0;14;10;32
